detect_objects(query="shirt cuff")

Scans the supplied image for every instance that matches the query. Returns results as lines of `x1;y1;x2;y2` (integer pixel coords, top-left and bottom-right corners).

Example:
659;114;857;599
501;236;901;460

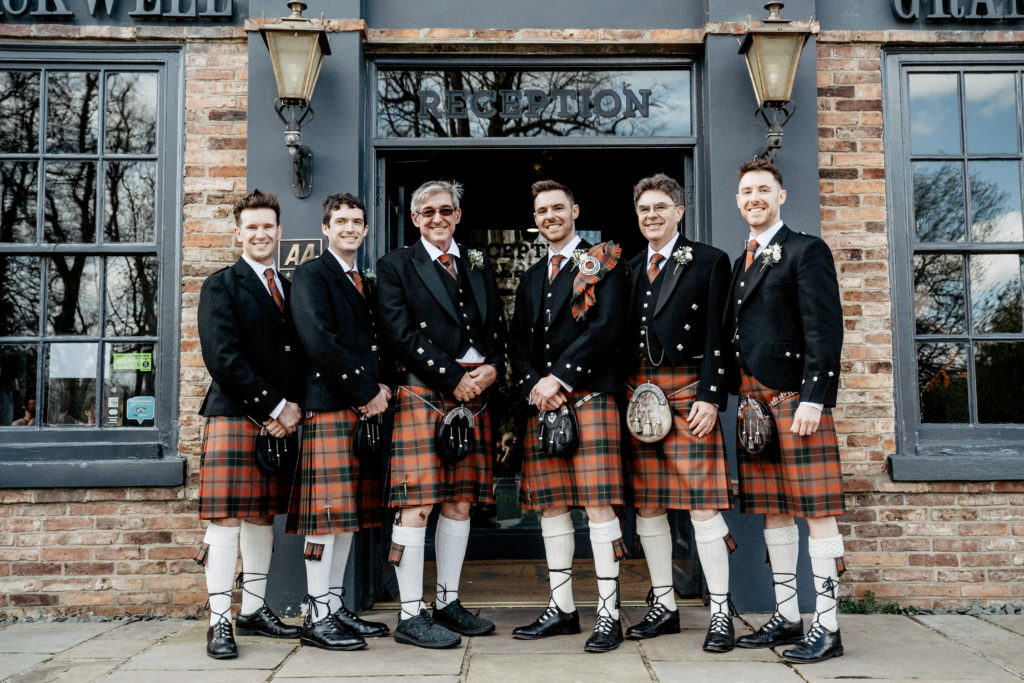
551;374;573;394
800;401;824;413
269;399;287;420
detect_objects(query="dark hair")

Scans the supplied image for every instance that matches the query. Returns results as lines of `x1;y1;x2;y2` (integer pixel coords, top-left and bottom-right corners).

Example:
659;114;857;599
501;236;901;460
232;188;281;226
322;192;366;225
738;159;784;187
633;173;684;207
531;179;574;206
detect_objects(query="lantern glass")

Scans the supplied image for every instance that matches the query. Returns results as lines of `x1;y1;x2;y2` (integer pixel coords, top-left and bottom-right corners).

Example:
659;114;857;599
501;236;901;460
265;29;326;101
744;33;807;108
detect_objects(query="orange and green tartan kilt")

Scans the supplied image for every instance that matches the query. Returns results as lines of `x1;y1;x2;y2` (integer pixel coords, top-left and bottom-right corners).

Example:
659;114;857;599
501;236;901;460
387;385;493;507
198;416;293;519
521;391;625;510
736;371;845;517
626;360;731;511
285;409;383;535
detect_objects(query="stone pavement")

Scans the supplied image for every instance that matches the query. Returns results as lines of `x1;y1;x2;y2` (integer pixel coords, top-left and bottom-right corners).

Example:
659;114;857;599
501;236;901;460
1;607;1023;682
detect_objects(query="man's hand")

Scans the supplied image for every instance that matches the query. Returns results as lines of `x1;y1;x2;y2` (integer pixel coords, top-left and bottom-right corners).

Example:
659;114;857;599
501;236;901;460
686;400;718;438
378;383;393;401
791;403;822;436
466;364;498;391
360;387;390;417
453;372;482;403
261;417;287;438
530;375;566;412
277;401;302;433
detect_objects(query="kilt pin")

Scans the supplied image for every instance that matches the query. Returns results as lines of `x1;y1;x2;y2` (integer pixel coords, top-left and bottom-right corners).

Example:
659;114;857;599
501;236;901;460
626;360;730;511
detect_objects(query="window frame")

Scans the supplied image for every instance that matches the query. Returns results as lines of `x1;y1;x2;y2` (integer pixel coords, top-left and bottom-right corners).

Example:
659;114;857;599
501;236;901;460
884;49;1024;481
0;44;184;487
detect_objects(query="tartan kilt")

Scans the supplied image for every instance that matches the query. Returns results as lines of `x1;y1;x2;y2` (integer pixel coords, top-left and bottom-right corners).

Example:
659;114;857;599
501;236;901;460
736;371;846;517
626;360;731;511
521;391;625;510
198;417;293;519
286;409;383;535
387;385;493;507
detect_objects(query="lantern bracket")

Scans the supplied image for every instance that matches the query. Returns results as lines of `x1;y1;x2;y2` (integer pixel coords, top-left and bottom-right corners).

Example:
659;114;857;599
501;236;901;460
753;101;795;163
275;98;316;199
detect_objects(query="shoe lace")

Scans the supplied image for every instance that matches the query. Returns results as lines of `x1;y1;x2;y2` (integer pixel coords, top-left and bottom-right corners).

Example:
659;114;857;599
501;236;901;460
708;592;735;634
806;574;838;634
206;589;233;625
593;614;616;635
401;600;426;621
303;592;333;622
641;602;669;624
759;611;788;633
798;620;828;645
641;585;673;622
330;585;357;618
545;566;572;611
235;570;269;609
595;574;620;619
435;582;457;609
212;618;233;638
772;570;798;611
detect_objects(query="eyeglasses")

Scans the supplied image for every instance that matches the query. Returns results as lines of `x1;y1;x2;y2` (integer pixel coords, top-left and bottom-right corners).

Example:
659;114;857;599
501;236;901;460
416;207;456;219
636;203;677;216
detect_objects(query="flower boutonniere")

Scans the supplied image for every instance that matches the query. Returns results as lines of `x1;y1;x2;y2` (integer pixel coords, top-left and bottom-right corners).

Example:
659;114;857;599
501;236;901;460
672;245;693;274
466;249;484;271
360;269;377;287
570;248;590;272
760;243;782;272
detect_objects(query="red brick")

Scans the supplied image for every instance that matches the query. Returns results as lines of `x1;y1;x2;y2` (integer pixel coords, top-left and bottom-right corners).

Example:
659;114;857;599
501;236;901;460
909;553;958;567
65;592;116;606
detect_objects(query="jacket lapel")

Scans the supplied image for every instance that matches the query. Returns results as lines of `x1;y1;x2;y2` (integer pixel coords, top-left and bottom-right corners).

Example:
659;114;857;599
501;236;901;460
739;225;792;307
412;241;459;322
628;252;644;299
322;252;370;328
233;259;281;319
547;240;589;320
653;237;687;317
461;244;488;321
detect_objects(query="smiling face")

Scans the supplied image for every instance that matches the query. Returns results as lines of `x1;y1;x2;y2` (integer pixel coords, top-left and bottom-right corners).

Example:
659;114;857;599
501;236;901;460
636;189;685;252
412;190;461;251
234;207;282;266
736;169;787;235
533;189;579;252
323;204;368;262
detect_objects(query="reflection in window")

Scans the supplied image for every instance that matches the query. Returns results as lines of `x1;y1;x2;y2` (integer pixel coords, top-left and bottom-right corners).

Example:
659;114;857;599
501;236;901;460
914;254;965;334
965;73;1018;155
917;342;969;423
909;72;961;155
913;161;965;242
975;342;1024;423
0;70;39;153
969;161;1023;243
44;342;97;427
1;161;38;243
44;161;98;244
106;72;157;155
104;342;155;427
106;255;158;336
47;255;101;336
0;256;41;336
46;71;99;154
970;254;1022;334
105;161;156;242
0;345;37;426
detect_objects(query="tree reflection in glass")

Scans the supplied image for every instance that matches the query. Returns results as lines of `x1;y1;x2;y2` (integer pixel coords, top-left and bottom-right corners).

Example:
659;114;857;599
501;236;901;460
914;254;965;335
0;70;39;153
0;256;41;336
105;161;155;243
46;71;99;154
917;341;969;423
975;342;1024;423
106;255;158;336
44;161;97;244
1;161;38;243
105;72;157;155
912;162;966;242
47;255;101;336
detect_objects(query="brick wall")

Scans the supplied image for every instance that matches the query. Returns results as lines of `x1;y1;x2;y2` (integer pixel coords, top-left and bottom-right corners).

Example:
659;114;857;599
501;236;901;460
818;32;1024;609
0;26;247;618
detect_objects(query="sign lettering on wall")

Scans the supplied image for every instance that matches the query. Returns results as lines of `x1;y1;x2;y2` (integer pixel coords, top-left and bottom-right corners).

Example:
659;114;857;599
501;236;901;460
892;0;1024;20
0;0;234;21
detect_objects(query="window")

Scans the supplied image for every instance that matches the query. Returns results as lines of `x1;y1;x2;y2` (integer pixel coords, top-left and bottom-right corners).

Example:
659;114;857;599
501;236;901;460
0;47;183;487
885;52;1024;480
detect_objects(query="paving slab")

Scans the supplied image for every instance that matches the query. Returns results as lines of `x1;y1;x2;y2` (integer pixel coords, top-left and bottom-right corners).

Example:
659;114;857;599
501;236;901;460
273;677;459;682
641;618;778;663
804;679;1003;683
622;605;719;632
275;637;464;678
790;615;1018;681
981;614;1024;637
916;614;1024;677
476;607;642;655
52;635;154;660
98;670;273;683
0;652;51;680
465;652;650;683
0;621;119;654
120;640;295;671
6;657;121;682
101;619;196;640
650;660;803;683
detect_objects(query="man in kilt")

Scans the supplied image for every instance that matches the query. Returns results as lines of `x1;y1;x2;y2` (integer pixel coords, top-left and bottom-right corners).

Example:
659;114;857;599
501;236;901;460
726;159;846;663
376;180;506;648
197;189;303;658
623;174;736;651
508;180;630;653
286;192;392;651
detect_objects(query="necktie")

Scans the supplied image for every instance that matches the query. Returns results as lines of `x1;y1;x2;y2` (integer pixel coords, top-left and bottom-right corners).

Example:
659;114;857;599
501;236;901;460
438;253;458;280
647;253;665;283
264;268;285;313
744;240;760;271
348;270;365;297
549;254;565;283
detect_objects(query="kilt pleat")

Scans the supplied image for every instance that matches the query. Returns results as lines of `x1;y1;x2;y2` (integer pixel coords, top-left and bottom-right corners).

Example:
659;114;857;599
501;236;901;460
387;385;493;507
626;360;731;511
198;417;293;519
521;391;624;510
736;371;846;517
286;409;383;535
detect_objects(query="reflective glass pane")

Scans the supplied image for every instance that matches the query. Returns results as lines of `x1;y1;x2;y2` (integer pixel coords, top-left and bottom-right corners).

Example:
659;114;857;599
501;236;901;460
46;71;100;154
106;255;158;336
44;161;97;243
917;342;969;423
1;161;38;243
44;342;97;427
909;72;961;155
104;161;155;242
970;254;1023;334
377;69;691;138
0;345;37;427
913;161;965;242
914;254;966;334
969;161;1024;242
965;73;1019;154
0;70;40;153
47;255;101;336
105;72;158;155
0;256;41;336
104;342;155;428
975;342;1024;424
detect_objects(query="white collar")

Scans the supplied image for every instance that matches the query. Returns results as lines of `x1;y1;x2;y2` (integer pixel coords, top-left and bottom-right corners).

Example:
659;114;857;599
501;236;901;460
647;233;679;267
748;220;784;255
327;248;357;273
548;234;582;262
421;236;461;262
241;253;278;280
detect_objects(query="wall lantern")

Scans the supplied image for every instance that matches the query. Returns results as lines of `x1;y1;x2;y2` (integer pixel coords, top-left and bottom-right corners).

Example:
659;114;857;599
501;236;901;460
738;2;816;162
259;1;331;199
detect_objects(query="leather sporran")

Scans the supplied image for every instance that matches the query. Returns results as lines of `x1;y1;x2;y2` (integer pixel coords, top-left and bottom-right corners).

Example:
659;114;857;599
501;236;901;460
254;428;298;475
353;413;385;461
626;382;673;443
537;404;580;458
436;405;475;464
737;396;778;459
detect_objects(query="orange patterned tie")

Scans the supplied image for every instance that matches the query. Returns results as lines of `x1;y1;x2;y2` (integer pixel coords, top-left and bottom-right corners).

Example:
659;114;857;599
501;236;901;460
347;270;365;297
744;240;759;271
549;254;565;283
647;253;665;283
438;253;458;279
264;268;285;313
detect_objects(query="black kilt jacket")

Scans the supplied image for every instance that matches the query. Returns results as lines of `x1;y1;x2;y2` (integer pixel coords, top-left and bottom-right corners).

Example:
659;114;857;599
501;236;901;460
626;237;731;408
724;225;843;407
508;240;630;399
376;240;507;394
198;258;303;420
290;252;389;411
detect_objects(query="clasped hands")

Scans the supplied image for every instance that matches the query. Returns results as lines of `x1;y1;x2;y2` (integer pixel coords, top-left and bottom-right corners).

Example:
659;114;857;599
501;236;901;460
453;364;498;403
